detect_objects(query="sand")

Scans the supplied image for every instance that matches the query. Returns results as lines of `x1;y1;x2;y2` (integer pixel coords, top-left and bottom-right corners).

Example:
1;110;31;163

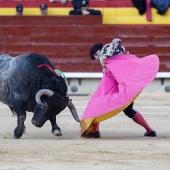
0;93;170;170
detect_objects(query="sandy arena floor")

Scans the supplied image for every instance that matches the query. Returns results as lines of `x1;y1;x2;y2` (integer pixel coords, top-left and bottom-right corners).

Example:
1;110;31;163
0;93;170;170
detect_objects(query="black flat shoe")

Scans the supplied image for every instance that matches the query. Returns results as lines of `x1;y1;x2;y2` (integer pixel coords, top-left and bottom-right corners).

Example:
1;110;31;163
81;131;101;138
144;130;157;137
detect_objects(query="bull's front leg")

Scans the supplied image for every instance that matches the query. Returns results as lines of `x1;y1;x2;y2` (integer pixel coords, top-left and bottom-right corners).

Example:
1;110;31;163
49;115;62;137
13;108;26;139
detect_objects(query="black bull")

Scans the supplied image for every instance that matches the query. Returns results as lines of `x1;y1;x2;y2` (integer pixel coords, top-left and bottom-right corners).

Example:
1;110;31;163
0;53;80;139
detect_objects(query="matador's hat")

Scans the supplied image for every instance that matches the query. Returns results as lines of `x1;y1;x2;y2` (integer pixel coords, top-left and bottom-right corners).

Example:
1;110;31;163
89;42;103;60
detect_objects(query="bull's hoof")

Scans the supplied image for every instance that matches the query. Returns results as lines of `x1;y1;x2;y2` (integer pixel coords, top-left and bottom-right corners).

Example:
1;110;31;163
52;130;63;137
13;135;21;139
13;125;25;139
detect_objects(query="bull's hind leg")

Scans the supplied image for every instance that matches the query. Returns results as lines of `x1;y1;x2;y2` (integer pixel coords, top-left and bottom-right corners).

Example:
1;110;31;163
49;115;62;137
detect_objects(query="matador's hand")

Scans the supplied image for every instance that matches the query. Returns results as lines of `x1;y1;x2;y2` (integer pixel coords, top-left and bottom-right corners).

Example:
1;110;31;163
102;66;107;73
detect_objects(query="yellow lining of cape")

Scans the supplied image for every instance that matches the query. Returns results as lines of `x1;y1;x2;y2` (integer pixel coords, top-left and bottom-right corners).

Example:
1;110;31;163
80;92;141;134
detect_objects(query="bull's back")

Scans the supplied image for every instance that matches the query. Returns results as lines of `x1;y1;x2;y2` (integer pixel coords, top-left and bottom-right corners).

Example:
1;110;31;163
0;54;12;71
0;53;55;102
6;53;54;78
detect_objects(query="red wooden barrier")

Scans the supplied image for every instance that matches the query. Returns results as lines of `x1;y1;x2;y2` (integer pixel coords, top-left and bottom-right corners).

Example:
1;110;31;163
0;16;170;72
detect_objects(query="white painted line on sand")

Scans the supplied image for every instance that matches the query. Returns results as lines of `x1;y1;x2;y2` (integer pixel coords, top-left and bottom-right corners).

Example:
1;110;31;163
0;106;169;115
1;106;170;109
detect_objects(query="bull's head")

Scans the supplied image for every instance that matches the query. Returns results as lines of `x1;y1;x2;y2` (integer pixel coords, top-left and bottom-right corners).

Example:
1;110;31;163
32;89;80;127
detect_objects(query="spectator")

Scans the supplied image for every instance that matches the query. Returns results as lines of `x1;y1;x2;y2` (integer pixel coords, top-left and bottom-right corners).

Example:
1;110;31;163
16;4;23;15
69;0;101;15
50;0;68;4
40;4;48;16
49;0;101;15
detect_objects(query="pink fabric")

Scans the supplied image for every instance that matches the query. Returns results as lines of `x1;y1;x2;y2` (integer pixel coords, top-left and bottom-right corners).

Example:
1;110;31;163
81;54;159;121
146;0;152;22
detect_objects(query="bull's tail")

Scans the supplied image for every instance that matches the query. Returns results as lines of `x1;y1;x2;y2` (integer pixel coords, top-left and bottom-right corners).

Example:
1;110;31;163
9;106;16;116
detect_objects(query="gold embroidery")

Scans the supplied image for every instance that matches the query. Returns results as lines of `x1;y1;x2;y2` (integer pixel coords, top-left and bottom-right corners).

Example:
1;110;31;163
80;92;141;134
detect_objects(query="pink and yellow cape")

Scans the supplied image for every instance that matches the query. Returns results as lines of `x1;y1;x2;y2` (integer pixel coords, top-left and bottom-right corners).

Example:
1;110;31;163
80;54;159;134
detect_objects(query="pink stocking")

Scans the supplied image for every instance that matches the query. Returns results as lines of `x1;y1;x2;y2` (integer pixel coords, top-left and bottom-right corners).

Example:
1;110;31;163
89;123;99;133
132;112;153;132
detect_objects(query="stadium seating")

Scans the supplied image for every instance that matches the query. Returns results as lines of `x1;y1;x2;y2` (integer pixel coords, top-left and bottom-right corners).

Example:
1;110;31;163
0;0;170;72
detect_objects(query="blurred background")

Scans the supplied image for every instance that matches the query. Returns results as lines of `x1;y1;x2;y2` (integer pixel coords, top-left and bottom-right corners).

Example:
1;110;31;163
0;0;170;95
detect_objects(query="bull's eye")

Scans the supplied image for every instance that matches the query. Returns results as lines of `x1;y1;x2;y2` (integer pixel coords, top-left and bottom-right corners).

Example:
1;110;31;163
41;105;46;110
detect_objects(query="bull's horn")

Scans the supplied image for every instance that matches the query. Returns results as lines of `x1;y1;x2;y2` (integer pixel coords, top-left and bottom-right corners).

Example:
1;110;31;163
35;89;54;106
67;100;80;122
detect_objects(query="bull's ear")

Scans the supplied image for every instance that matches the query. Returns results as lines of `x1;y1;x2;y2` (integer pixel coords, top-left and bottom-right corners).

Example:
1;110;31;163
65;96;69;103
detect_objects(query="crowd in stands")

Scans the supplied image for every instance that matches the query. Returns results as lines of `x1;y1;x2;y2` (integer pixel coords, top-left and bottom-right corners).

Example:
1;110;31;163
12;0;170;20
16;3;48;16
15;0;101;16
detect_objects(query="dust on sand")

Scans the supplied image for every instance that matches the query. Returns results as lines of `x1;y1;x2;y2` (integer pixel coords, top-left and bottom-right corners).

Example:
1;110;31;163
0;93;170;170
